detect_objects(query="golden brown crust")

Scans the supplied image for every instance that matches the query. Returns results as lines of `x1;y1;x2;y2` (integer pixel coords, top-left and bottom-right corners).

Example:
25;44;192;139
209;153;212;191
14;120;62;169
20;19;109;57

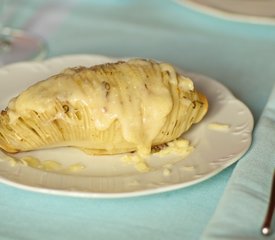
195;92;208;123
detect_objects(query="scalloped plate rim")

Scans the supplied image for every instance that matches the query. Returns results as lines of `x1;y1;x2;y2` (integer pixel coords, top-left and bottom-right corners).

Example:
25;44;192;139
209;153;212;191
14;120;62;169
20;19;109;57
174;0;275;25
0;54;254;198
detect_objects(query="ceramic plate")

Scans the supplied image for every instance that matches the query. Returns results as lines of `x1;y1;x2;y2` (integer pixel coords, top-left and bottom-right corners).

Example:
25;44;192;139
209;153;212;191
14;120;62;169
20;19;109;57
0;55;253;198
175;0;275;25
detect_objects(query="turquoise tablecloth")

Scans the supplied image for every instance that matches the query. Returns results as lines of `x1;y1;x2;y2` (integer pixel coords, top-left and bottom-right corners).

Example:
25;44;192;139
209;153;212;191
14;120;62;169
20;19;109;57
1;1;275;239
203;72;275;240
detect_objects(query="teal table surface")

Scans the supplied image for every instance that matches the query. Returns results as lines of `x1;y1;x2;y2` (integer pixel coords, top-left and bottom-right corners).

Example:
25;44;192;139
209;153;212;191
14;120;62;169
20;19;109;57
1;1;275;240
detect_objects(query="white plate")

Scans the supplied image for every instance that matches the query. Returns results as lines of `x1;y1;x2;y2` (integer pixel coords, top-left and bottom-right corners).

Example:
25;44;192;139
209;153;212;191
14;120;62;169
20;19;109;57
175;0;275;25
0;54;253;198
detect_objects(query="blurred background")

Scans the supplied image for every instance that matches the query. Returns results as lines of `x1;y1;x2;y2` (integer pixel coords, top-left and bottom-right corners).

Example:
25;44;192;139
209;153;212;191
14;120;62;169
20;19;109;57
2;0;275;122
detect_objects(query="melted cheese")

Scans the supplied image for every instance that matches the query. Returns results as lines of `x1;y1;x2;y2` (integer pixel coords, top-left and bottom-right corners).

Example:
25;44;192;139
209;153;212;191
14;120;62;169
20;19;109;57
20;156;85;173
6;60;194;155
65;163;85;173
208;123;230;132
122;154;150;172
163;167;172;177
153;139;194;156
122;138;193;173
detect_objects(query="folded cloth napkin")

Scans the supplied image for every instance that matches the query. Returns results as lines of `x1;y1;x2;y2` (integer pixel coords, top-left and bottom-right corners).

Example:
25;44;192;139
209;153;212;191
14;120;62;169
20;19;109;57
202;85;275;239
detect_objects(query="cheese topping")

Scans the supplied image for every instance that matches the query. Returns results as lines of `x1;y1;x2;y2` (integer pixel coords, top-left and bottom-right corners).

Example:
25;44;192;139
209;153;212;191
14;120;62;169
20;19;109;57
208;123;230;132
153;139;194;156
122;154;150;172
20;156;85;173
6;60;194;155
122;138;193;173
